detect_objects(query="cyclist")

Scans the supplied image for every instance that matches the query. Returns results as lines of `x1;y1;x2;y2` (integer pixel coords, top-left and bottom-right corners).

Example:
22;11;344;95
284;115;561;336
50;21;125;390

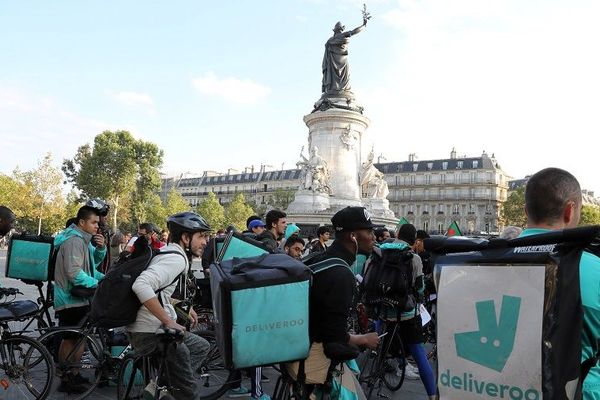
519;168;600;399
54;205;107;393
85;198;112;272
127;211;211;400
292;207;379;389
0;205;15;237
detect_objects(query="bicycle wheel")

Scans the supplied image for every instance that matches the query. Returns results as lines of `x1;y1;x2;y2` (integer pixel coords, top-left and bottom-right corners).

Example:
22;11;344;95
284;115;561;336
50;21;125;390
39;329;103;400
195;330;235;400
356;348;382;400
381;330;405;392
117;354;146;400
2;335;54;399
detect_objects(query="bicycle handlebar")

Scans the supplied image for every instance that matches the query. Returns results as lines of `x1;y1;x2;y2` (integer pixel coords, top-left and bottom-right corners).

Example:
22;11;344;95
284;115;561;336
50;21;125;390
0;287;23;297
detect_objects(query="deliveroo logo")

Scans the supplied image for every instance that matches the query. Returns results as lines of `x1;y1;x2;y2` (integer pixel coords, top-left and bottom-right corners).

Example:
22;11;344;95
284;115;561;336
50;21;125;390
455;295;521;372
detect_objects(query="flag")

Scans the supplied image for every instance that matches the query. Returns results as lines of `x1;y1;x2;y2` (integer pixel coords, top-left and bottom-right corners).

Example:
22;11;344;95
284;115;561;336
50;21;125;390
446;221;462;237
397;217;409;229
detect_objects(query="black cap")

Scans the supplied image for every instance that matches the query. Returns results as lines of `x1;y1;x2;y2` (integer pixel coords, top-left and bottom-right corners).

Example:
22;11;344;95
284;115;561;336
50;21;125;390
331;206;375;232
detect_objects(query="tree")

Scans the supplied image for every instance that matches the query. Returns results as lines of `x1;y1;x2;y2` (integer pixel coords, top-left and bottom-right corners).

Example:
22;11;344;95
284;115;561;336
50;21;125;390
18;153;66;234
0;174;35;221
271;189;295;210
164;189;191;217
197;192;225;231
580;205;600;226
224;193;255;232
500;187;526;228
63;130;163;230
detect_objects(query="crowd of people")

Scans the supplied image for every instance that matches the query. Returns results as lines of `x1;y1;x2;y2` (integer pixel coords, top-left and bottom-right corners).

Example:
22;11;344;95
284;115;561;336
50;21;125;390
0;166;599;399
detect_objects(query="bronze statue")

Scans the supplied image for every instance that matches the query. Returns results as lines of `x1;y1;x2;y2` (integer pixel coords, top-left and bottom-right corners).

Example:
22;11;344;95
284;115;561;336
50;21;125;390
321;5;370;97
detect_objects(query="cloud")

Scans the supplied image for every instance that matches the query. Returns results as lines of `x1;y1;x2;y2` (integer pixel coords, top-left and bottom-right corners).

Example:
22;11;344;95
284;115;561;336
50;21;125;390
191;72;271;105
0;84;114;173
110;90;156;114
359;0;600;194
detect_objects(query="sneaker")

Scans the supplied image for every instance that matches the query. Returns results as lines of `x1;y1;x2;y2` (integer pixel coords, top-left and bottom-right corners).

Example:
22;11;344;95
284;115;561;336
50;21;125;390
253;395;271;400
57;378;87;394
228;387;251;398
404;363;420;380
260;373;270;383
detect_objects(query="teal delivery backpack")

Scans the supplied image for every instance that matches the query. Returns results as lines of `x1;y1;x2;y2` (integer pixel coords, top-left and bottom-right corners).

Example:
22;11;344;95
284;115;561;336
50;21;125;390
210;253;312;369
6;234;55;282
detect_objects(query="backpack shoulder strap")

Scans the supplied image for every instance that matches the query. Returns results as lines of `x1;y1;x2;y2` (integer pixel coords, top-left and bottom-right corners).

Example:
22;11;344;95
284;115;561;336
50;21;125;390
310;257;351;274
150;251;188;303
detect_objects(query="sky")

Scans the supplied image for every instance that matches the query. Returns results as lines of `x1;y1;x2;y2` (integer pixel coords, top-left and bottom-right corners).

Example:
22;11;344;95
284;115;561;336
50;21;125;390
1;0;599;195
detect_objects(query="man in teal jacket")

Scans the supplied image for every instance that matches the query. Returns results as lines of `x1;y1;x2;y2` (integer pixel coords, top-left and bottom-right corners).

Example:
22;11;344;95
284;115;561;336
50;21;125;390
518;167;600;399
54;205;106;393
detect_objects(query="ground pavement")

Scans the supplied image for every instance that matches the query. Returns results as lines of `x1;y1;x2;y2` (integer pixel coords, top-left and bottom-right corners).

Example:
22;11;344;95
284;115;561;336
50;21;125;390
0;249;429;399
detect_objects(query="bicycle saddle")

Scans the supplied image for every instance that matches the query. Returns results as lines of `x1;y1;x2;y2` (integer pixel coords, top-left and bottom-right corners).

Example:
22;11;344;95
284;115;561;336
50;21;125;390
0;300;39;321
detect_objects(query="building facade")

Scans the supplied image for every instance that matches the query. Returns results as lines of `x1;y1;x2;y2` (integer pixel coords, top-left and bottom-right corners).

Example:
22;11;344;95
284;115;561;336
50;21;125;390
161;149;510;234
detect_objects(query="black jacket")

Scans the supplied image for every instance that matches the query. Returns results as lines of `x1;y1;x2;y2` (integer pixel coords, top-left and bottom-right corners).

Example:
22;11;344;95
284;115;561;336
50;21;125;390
255;230;278;253
305;241;356;344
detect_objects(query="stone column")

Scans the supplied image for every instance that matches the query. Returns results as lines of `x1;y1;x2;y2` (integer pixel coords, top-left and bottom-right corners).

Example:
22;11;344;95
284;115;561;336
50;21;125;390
303;109;370;210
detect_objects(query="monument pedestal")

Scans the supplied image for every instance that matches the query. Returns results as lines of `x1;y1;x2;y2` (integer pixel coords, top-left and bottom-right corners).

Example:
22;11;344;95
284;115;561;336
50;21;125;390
303;108;370;209
286;190;330;214
363;198;395;219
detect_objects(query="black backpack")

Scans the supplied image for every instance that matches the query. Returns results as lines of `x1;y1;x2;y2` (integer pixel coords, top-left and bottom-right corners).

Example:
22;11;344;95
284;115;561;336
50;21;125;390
362;244;415;309
90;250;185;328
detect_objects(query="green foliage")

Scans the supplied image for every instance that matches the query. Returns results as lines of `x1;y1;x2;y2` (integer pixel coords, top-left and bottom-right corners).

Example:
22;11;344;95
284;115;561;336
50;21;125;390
500;187;526;228
580;205;600;226
224;193;255;232
63;130;164;230
271;189;295;210
164;189;190;216
197;192;225;231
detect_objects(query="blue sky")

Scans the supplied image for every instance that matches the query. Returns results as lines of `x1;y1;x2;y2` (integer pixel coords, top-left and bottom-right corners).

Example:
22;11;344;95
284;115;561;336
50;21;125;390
1;0;599;195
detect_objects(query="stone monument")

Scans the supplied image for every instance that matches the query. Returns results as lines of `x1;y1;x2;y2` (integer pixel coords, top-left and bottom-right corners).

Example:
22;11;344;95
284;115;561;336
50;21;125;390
287;5;397;228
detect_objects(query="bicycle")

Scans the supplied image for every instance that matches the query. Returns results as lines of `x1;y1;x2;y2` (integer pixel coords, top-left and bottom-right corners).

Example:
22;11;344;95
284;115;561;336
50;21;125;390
37;315;129;400
117;328;234;400
357;306;407;399
0;287;55;399
6;280;55;334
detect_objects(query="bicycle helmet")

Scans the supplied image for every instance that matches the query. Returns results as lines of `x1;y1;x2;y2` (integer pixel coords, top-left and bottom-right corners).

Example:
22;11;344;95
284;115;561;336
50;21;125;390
167;212;211;235
167;212;211;256
85;198;110;216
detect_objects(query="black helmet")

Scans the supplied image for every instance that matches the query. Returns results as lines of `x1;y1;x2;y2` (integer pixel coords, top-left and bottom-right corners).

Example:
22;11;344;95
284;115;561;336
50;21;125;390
85;198;110;216
167;212;211;235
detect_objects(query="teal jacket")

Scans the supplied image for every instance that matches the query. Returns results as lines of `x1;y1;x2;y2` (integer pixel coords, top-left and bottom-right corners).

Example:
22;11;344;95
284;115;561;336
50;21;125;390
520;228;600;398
53;225;106;311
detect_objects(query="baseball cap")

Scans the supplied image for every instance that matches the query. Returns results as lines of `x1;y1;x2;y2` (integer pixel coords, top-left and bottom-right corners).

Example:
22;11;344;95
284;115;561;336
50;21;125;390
331;206;375;232
248;220;266;229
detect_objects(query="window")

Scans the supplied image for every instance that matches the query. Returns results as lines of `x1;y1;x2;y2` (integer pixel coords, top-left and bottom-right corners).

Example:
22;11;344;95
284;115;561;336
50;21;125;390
438;223;444;234
423;205;429;214
263;184;268;192
438;204;445;214
441;174;446;184
413;163;418;172
427;162;433;171
469;204;475;213
425;174;432;184
423;221;429;232
442;162;448;170
408;205;415;214
473;160;479;168
397;164;403;172
457;161;463;169
410;176;416;185
453;204;460;214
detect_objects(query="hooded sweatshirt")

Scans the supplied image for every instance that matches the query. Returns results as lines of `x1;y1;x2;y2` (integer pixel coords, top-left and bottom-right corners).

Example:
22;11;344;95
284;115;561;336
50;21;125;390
53;224;106;311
